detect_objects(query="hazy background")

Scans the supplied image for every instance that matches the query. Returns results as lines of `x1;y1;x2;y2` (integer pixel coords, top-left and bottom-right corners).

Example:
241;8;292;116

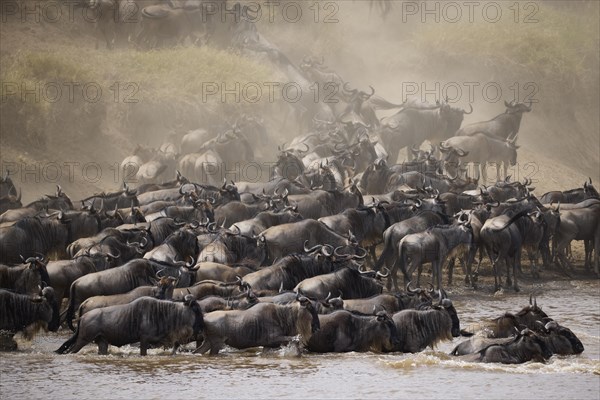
0;0;598;202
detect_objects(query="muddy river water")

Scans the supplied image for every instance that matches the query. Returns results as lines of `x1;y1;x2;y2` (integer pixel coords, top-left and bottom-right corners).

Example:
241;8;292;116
1;279;598;400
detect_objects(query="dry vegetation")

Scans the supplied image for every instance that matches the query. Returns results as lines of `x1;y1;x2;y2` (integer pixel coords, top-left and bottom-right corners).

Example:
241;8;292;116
0;0;598;201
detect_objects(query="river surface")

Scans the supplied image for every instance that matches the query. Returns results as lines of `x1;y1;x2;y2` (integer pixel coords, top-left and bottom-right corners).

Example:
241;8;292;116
1;279;599;400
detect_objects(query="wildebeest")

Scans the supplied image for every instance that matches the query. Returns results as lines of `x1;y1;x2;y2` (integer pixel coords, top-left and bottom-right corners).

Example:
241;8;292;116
375;209;449;275
388;297;462;353
535;320;585;355
440;133;519;184
191;262;255;283
472;297;549;338
339;284;433;314
306;310;399;353
480;210;545;292
76;276;178;320
257;219;363;265
64;258;191;330
0;287;60;350
231;206;303;237
294;266;387;300
380;100;472;163
0;214;71;264
452;319;583;356
46;252;119;309
241;248;352;292
456;329;553;364
454;100;532;140
0;257;51;295
395;222;473;292
194;296;320;355
552;199;600;275
0;190;21;214
56;295;203;355
539;178;599;204
0;185;74;224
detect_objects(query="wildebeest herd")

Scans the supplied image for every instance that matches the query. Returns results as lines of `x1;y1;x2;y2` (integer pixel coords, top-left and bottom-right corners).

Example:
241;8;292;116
1;87;596;363
0;3;597;363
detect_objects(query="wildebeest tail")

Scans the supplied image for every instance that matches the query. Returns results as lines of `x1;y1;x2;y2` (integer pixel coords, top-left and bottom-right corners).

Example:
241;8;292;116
374;243;391;272
55;319;81;354
65;284;78;331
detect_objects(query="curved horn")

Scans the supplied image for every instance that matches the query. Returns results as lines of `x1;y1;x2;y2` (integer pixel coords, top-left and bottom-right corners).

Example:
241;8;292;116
303;240;322;253
353;247;368;259
321;244;334;257
461;104;473;114
406;281;420;294
376;267;390;278
105;249;121;259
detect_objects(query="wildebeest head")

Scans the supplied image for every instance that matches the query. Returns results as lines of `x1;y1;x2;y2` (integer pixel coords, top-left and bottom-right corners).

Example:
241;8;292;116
40;286;60;332
297;294;321;338
17;256;51;295
437;295;461;337
274;148;306;181
515;328;553;362
219;179;241;203
504;100;533;114
375;309;401;351
536;319;584;355
183;294;204;335
438;101;472;136
583;177;599;199
154;276;178;300
0;171;17;197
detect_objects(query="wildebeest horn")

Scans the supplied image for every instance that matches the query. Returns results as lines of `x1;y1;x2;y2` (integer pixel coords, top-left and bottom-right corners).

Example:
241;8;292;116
456;148;469;157
366;85;375;98
185;256;195;268
353;247;368;259
461;104;473;114
376;267;390;278
410;144;421;155
438;141;451;152
105;249;120;259
297;143;310;153
343;82;357;94
156;268;166;278
56;185;62;196
504;100;512;108
321;244;334;257
303;240;322;253
406;281;420;294
414;198;422;208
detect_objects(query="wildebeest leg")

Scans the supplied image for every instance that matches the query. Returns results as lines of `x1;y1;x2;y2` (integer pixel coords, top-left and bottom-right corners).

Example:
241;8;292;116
97;338;109;355
193;339;212;355
368;245;377;268
496;162;502;183
434;259;443;291
171;342;180;355
140;340;149;356
511;255;520;292
480;163;488;187
486;246;501;292
528;248;540;279
554;236;575;275
447;257;455;286
593;230;600;276
583;240;591;271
